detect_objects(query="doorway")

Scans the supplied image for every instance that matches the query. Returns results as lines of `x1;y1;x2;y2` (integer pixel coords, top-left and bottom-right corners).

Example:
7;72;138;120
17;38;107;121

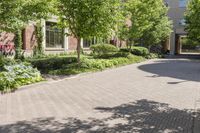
175;34;200;55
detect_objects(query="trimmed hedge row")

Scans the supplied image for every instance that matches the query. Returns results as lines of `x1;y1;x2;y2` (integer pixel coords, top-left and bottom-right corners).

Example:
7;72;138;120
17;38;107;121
27;56;77;73
90;44;149;57
120;47;149;56
90;44;118;55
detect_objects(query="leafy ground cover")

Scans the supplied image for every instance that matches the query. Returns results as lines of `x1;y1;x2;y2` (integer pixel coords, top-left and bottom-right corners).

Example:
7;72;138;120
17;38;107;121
48;54;145;75
0;57;43;92
0;44;160;92
27;45;160;76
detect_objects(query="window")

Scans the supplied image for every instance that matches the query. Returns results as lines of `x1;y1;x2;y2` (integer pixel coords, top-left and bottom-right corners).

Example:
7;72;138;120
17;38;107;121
179;0;187;7
46;22;64;48
179;19;186;26
83;37;96;48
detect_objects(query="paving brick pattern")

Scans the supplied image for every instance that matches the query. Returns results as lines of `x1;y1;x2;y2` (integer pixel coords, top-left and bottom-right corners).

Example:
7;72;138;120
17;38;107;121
0;59;200;133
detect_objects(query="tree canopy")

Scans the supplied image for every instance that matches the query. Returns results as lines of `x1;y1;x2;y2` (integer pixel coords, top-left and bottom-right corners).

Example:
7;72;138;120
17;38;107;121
185;0;200;44
126;0;172;46
58;0;122;62
0;0;55;32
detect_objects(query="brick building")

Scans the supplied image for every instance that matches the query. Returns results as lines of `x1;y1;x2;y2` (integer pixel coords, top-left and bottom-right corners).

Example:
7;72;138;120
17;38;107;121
0;0;189;55
0;16;104;56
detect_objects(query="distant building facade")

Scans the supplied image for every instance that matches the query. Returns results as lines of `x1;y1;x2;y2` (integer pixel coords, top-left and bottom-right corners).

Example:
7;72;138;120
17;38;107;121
165;0;188;54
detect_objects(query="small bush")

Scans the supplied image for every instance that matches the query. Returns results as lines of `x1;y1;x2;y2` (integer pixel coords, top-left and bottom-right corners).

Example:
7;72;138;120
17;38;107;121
0;63;43;92
131;47;149;56
150;45;162;54
90;44;118;56
27;56;77;73
120;47;149;56
119;48;131;53
145;53;163;59
95;51;131;59
0;56;17;71
81;58;115;70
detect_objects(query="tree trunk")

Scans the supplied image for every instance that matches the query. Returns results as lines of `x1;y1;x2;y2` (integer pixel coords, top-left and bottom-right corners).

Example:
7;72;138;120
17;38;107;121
77;38;81;64
119;40;122;48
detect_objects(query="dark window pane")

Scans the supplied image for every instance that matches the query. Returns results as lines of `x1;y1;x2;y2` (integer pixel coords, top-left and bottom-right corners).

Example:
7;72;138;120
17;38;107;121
45;22;64;48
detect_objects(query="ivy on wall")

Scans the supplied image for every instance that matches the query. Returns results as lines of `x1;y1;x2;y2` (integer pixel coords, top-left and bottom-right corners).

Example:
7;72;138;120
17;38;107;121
14;30;23;59
33;22;44;57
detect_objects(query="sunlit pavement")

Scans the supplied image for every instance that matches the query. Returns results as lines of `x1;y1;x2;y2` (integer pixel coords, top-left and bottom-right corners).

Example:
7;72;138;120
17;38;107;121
1;58;200;133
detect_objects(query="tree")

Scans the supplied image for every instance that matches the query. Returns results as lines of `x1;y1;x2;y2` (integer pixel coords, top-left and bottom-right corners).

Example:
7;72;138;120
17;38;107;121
118;23;130;47
0;0;55;58
115;1;130;47
185;0;200;44
58;0;121;63
126;0;172;48
0;0;55;32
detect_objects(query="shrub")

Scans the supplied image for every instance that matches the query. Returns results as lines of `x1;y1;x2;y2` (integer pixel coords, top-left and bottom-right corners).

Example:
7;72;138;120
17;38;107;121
150;45;162;54
131;47;149;56
49;55;145;75
95;51;131;59
0;56;17;71
120;47;149;56
119;48;131;53
145;53;163;59
90;44;118;56
81;58;115;70
0;63;43;92
27;56;77;73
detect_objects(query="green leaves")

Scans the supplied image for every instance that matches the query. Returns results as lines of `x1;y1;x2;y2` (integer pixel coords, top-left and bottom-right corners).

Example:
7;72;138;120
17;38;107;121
90;44;119;56
57;0;122;62
0;62;43;92
185;0;200;43
0;0;55;32
58;0;121;39
126;0;172;46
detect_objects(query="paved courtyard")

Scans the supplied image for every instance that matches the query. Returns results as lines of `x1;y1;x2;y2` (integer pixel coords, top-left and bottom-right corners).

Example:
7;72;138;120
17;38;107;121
1;58;200;133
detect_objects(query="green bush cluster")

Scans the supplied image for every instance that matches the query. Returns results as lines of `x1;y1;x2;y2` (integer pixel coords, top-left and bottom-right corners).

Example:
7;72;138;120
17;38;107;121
131;47;149;56
0;56;17;71
90;44;118;56
120;47;149;56
49;55;145;75
145;53;163;59
95;51;132;59
28;56;77;73
0;63;43;92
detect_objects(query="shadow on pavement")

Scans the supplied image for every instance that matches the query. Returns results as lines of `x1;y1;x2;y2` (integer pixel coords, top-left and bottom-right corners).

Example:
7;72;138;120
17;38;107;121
0;99;199;133
138;59;200;82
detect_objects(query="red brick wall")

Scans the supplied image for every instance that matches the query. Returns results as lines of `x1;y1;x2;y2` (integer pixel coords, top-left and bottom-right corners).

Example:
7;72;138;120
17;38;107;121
68;36;78;50
0;32;15;45
23;25;36;50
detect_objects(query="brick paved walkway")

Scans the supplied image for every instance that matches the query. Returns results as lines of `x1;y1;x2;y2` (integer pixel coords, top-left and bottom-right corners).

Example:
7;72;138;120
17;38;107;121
0;59;200;133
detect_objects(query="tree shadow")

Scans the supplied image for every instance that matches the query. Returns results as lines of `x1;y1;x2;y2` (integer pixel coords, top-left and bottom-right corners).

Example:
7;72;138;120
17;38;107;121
138;59;200;82
0;99;199;133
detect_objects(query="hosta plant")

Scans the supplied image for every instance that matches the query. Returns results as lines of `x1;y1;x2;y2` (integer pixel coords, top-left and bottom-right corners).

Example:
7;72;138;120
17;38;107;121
0;63;43;92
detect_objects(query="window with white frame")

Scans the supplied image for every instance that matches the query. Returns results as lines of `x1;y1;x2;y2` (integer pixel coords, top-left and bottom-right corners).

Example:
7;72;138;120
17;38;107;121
46;22;64;48
179;0;187;7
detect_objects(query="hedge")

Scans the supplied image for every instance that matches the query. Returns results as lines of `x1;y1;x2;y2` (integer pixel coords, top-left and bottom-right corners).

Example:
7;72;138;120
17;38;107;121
27;56;77;73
